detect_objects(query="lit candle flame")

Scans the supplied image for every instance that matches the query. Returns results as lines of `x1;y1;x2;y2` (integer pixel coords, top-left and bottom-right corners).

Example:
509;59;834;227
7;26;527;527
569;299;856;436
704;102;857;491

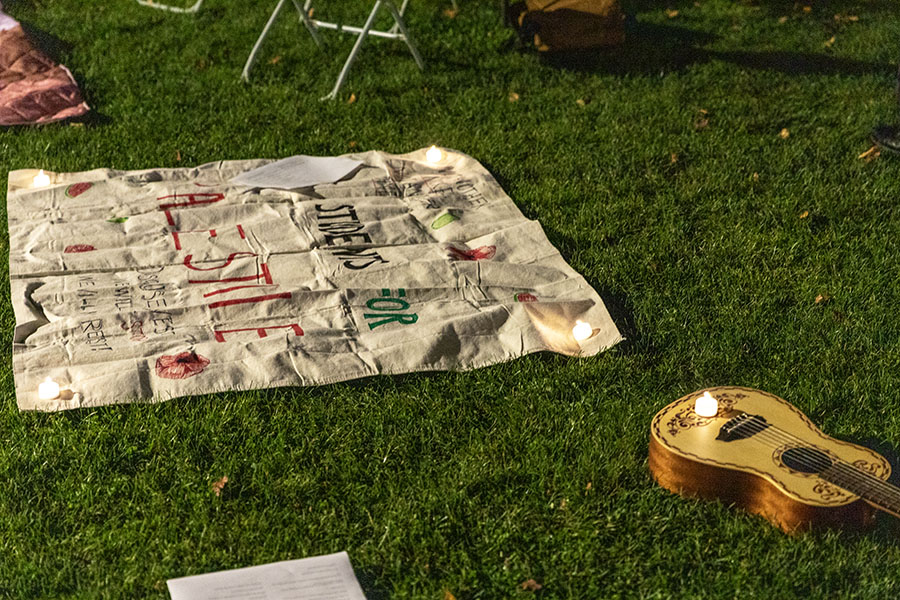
33;169;51;187
694;391;719;417
38;377;60;400
425;146;444;164
572;320;593;342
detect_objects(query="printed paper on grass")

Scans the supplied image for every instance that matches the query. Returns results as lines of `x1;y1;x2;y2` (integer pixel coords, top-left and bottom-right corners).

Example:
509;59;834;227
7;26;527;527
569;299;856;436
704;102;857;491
7;148;621;411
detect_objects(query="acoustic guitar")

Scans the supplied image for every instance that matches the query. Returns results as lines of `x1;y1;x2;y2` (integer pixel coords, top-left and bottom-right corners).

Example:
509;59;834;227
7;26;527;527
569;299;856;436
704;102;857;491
649;386;900;532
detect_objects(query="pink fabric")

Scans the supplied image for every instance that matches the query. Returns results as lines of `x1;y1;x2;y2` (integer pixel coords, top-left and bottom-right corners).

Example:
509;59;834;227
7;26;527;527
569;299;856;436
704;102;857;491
0;15;89;126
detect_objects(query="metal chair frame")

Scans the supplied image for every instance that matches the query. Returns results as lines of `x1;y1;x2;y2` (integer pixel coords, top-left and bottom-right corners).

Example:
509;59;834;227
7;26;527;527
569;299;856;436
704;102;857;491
241;0;425;101
136;0;205;13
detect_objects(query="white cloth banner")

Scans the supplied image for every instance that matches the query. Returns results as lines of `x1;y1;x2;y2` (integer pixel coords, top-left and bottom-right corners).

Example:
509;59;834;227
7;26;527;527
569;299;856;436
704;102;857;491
7;148;621;411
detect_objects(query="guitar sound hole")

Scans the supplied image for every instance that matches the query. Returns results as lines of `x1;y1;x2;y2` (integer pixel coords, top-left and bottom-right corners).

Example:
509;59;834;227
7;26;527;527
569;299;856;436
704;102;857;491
781;446;833;474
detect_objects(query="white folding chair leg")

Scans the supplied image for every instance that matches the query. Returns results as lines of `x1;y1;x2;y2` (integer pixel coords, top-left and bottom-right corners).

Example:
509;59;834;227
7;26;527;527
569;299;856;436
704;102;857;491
136;0;204;13
297;0;324;50
242;0;324;82
387;0;410;35
241;0;291;82
321;0;384;101
384;0;424;71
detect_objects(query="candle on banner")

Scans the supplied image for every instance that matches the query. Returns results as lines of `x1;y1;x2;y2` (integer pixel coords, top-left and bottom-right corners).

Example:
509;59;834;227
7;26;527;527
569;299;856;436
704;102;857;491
32;170;51;187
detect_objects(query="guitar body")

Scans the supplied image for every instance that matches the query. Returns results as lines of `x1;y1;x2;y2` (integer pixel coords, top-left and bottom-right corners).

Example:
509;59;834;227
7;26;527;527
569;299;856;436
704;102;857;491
649;386;892;533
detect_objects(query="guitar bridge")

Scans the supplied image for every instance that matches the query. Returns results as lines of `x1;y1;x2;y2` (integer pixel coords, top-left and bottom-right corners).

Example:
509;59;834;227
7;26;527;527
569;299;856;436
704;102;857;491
717;412;768;442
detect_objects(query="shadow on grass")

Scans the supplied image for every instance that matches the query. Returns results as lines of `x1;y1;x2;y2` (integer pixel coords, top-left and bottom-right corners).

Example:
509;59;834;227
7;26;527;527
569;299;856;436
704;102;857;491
540;22;895;78
355;567;392;600
15;21;113;128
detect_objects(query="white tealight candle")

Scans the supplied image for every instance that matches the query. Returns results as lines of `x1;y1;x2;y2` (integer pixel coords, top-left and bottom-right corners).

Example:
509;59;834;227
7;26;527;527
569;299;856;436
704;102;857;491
38;377;60;400
694;391;719;417
572;320;593;342
33;169;51;187
425;145;444;164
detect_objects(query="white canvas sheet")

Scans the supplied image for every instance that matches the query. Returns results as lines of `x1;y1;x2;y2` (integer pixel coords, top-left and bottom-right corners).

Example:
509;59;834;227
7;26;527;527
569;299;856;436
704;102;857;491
7;148;621;411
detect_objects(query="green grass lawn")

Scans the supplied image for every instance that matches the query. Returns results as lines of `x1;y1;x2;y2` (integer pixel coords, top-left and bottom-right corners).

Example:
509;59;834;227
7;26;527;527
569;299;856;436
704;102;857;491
4;0;900;597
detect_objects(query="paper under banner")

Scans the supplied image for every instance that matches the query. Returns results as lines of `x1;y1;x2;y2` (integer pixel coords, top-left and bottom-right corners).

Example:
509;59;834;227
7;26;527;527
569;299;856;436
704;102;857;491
7;148;621;411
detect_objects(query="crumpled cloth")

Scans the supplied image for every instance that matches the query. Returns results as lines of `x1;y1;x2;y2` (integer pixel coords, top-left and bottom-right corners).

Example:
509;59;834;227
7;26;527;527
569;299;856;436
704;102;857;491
0;5;89;126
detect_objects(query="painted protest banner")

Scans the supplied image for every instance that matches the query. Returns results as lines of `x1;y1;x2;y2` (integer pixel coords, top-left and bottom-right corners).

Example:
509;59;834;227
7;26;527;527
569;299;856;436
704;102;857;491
7;148;621;411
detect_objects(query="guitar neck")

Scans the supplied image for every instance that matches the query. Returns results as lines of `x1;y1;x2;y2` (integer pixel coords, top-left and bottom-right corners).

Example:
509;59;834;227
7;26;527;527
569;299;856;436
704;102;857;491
821;462;900;518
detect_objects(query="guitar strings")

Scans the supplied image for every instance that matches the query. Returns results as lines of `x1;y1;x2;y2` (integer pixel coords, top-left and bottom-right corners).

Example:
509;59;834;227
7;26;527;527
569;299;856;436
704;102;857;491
725;419;894;495
723;424;900;510
745;426;900;512
709;415;900;509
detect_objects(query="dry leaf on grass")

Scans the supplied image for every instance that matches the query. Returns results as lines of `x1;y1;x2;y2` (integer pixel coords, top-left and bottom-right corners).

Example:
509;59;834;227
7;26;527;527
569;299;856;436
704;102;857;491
69;122;84;128
694;118;709;130
799;210;809;219
576;98;587;107
443;8;458;18
443;590;457;600
666;9;679;18
509;92;520;102
815;294;831;305
752;172;760;182
521;579;543;591
212;476;229;497
779;128;790;139
586;481;592;490
348;141;358;149
802;6;812;13
778;16;789;23
858;145;880;162
347;93;357;104
824;36;835;48
834;14;859;22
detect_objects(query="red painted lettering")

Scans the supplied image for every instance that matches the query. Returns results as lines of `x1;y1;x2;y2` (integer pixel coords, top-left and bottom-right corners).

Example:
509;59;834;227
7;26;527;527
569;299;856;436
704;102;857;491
213;323;303;342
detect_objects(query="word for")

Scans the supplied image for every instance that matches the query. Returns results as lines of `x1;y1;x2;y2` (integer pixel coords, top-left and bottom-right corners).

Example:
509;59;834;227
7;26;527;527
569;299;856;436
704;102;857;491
364;289;418;330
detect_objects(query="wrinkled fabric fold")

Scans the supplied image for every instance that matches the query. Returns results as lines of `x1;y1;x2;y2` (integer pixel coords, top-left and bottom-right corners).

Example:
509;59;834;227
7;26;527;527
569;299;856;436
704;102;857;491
0;6;89;126
8;148;622;411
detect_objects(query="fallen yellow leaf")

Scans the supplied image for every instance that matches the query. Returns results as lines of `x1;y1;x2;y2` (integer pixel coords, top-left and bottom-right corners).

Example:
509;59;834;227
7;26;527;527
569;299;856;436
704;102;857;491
443;8;458;18
858;145;880;161
824;36;835;48
269;55;281;65
212;476;229;497
521;579;543;591
576;98;586;107
779;128;790;139
799;210;809;219
347;93;357;104
666;9;679;18
778;16;789;23
509;92;520;102
815;294;831;305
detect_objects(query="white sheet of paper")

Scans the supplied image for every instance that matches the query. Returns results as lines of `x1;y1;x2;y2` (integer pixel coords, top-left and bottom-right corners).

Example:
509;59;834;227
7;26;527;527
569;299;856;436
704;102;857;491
231;155;363;189
166;551;368;600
